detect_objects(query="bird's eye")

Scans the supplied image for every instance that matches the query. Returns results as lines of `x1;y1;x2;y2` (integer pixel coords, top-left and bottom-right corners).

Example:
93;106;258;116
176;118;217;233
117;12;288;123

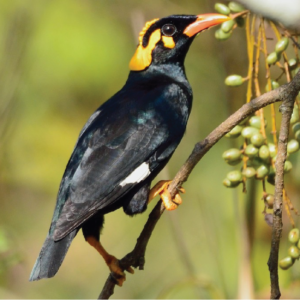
161;24;177;36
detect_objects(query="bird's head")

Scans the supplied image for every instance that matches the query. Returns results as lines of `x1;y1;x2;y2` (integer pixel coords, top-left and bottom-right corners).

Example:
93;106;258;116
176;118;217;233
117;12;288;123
129;14;231;71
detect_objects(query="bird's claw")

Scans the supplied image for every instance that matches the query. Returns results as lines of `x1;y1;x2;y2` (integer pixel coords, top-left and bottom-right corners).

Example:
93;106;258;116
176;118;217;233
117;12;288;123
108;257;134;286
149;180;185;211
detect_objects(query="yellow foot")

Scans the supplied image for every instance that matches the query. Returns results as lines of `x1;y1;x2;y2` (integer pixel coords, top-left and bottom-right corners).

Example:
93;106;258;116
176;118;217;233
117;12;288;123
148;180;185;211
107;256;134;287
85;236;134;287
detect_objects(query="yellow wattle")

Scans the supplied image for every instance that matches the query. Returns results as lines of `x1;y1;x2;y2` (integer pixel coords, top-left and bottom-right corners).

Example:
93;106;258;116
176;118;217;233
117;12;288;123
129;29;161;71
162;36;175;49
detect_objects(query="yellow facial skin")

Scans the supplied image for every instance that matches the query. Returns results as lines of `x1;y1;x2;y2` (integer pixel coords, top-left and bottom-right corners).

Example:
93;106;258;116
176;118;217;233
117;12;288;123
129;29;161;71
161;36;175;49
129;19;176;71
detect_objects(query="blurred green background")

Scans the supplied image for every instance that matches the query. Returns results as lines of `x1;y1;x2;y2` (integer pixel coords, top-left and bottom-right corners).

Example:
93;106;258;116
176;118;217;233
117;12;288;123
0;0;300;298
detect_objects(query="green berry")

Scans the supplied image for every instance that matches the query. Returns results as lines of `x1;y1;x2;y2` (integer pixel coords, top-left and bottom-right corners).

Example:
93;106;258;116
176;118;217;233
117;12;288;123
295;130;300;142
268;143;277;158
241;126;259;139
225;125;243;138
267;52;281;65
223;178;240;188
214;3;231;15
284;161;293;173
227;170;243;183
265;194;274;209
288;228;300;244
221;19;235;33
215;28;232;41
288;58;298;70
292;122;300;133
222;148;242;163
287;139;299;154
279;256;294;270
297;239;300;249
242;167;256;178
290;105;299;124
259;145;270;160
245;144;258;157
275;37;289;53
250;133;265;147
256;164;269;179
225;75;244;86
228;1;245;12
288;245;300;259
265;80;280;92
249;116;261;129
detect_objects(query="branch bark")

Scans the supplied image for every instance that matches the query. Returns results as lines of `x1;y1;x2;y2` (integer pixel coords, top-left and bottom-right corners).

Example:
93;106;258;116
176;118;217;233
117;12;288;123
98;71;300;299
267;71;300;299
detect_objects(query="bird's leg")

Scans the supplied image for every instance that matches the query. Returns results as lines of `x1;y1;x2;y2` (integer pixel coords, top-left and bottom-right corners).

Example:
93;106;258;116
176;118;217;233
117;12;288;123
148;180;185;210
85;236;134;286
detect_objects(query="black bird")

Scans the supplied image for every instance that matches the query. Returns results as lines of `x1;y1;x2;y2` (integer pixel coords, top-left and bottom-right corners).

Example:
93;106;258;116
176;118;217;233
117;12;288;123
30;13;229;285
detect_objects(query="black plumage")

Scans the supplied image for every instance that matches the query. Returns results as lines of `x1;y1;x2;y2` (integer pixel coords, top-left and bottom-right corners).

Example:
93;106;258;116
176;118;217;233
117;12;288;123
30;13;229;283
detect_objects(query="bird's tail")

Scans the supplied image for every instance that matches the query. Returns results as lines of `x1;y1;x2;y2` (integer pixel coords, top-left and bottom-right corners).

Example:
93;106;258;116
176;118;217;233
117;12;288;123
29;229;78;281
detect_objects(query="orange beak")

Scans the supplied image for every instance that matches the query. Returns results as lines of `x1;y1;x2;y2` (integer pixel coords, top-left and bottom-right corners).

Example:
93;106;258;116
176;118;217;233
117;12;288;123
184;13;231;37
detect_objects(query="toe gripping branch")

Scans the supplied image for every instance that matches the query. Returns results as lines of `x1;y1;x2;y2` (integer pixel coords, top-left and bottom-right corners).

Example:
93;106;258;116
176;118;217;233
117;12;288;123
85;236;134;286
148;180;185;210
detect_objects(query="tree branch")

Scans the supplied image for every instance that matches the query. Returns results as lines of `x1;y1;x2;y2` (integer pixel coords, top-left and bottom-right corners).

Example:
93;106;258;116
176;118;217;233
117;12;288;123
98;71;300;299
267;71;300;299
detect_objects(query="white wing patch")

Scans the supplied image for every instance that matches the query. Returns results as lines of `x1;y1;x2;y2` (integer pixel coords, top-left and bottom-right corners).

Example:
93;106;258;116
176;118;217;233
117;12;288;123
120;162;151;187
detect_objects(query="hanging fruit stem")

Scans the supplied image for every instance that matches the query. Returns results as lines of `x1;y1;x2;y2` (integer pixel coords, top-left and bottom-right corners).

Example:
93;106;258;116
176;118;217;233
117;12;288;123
230;10;249;20
283;189;295;227
284;62;292;82
245;14;255;103
252;20;267;139
270;22;281;40
285;188;299;216
270;22;292;83
261;20;278;147
261;189;268;214
254;26;262;97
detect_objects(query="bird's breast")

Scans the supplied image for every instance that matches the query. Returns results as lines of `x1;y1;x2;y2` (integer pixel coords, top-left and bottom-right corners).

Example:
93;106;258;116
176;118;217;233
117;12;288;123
155;83;192;129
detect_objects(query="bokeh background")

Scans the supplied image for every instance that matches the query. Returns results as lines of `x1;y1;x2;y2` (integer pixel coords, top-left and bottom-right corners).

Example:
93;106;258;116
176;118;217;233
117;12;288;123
1;0;300;298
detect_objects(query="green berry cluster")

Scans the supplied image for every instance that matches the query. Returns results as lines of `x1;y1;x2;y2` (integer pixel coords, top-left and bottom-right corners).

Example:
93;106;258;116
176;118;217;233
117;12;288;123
279;228;300;270
214;2;245;41
267;37;289;65
285;104;300;155
215;3;299;87
222;113;300;188
225;56;299;88
224;46;299;87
